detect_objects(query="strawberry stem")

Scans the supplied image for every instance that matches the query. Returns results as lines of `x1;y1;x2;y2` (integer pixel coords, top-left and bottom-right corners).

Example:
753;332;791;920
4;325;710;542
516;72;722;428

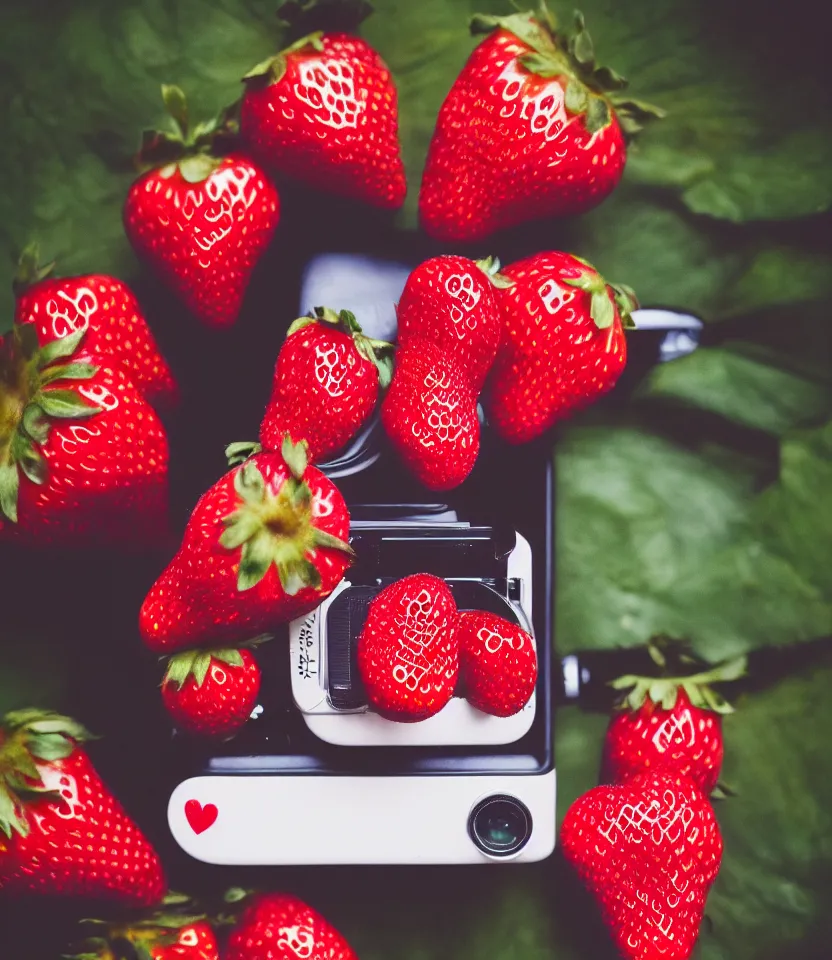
135;87;240;182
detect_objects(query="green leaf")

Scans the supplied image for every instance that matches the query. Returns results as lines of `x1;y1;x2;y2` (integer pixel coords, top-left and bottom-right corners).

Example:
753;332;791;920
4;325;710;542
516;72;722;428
588;289;614;329
0;462;20;523
220;510;262;551
36;389;101;419
237;529;276;591
35;326;88;367
640;346;832;436
26;731;75;762
281;435;308;479
225;440;262;466
21;403;51;444
556;414;832;661
177;153;220;183
233;461;266;506
160;83;189;138
38;361;98;386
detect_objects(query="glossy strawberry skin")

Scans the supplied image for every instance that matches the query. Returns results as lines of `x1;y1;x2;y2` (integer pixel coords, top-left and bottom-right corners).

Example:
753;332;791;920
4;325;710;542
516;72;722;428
458;611;537;717
357;573;460;722
140;451;351;654
485;251;627;443
260;324;378;463
381;342;479;491
603;689;724;794
241;34;406;209
0;352;169;548
153;922;219;960
226;893;357;960
0;749;166;905
162;650;261;739
396;256;502;394
419;28;625;243
561;770;722;960
15;274;177;409
123;155;279;329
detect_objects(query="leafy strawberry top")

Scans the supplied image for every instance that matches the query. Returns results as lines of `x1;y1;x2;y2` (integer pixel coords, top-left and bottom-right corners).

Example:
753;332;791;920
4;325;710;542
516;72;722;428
561;255;639;332
474;255;515;290
66;894;209;960
162;636;270;689
242;0;376;86
135;85;241;184
288;305;395;388
0;324;102;524
219;437;354;594
0;708;94;838
471;2;665;136
610;638;748;714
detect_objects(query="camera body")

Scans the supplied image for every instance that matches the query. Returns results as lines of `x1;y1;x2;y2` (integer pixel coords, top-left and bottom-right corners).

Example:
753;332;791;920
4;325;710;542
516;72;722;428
166;253;702;866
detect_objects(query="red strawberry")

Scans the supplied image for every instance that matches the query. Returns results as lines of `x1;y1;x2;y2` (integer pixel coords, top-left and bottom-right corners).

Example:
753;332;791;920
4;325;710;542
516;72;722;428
260;307;393;463
0;324;169;547
161;647;262;740
150;922;219;960
240;17;406;209
140;437;352;654
419;6;662;242
0;709;166;905
604;652;746;794
124;86;279;329
381;341;479;491
484;251;636;444
381;255;511;488
357;573;460;722
226;893;357;960
14;245;177;409
561;770;723;960
458;611;537;717
395;255;508;394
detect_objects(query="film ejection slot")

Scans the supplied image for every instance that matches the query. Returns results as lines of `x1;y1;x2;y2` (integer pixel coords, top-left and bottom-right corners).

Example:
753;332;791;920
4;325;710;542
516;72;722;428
289;520;536;747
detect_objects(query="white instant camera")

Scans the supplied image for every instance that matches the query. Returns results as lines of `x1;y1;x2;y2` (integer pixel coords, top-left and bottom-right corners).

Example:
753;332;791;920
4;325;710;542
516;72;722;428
167;254;702;867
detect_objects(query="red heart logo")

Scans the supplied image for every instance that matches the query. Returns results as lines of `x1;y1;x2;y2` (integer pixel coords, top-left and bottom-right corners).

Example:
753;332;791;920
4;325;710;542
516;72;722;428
185;799;218;835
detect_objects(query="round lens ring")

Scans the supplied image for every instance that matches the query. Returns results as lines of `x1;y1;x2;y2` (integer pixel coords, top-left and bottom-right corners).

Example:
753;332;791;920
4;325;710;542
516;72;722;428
468;795;533;858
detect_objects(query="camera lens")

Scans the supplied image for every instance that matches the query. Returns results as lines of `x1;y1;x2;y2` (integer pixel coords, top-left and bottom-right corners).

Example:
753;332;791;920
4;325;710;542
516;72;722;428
468;795;532;858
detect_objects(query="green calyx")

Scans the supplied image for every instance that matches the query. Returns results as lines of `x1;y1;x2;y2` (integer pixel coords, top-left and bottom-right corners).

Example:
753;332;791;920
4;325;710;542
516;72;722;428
242;32;325;88
68;897;208;960
0;324;101;525
0;708;94;839
135;85;240;183
219;435;354;594
162;635;271;689
288;305;396;389
162;648;245;690
561;261;639;332
474;255;515;290
225;440;264;467
12;241;55;296
470;4;664;137
610;639;748;715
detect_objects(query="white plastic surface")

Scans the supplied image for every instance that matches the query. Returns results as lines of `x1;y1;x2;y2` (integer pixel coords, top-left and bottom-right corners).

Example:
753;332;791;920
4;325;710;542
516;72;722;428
168;769;556;865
